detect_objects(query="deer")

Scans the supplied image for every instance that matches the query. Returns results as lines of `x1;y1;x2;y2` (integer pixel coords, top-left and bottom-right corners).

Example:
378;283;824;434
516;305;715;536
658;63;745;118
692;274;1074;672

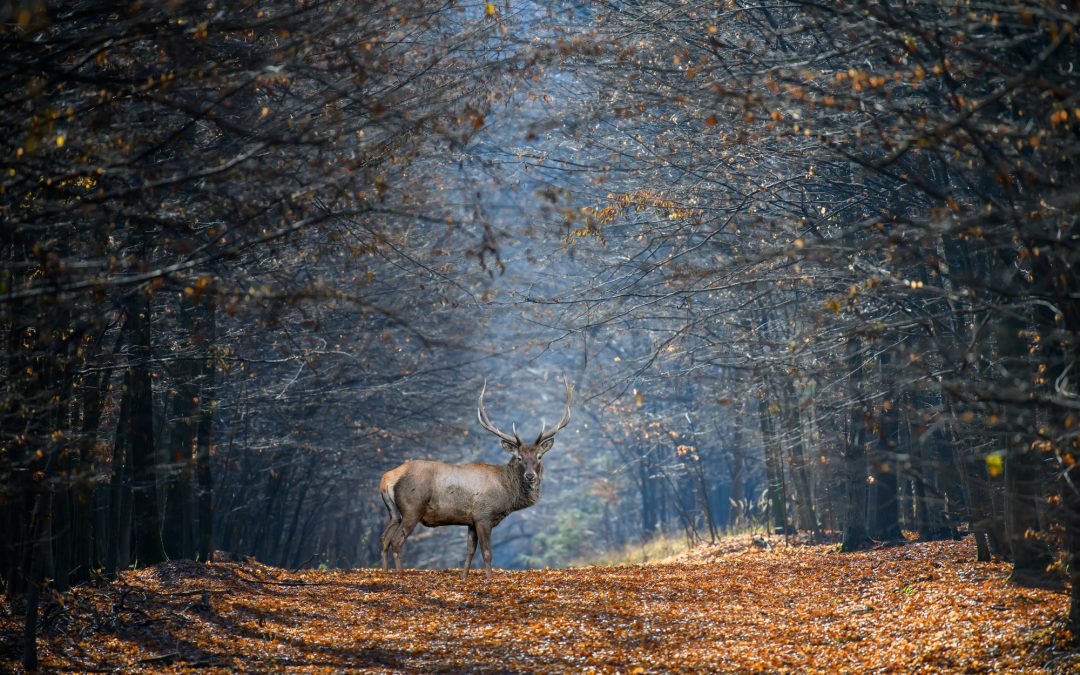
379;377;573;579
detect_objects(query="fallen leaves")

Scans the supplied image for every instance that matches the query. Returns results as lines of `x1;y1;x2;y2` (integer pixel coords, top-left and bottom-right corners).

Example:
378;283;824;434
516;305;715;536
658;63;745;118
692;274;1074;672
1;537;1074;673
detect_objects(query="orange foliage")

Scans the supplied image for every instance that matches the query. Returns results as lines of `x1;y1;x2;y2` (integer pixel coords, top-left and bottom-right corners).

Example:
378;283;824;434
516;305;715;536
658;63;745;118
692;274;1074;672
1;538;1073;673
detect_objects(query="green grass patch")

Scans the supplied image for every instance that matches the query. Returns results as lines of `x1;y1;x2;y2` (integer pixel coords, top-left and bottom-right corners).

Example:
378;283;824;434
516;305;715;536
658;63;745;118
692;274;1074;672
575;532;694;566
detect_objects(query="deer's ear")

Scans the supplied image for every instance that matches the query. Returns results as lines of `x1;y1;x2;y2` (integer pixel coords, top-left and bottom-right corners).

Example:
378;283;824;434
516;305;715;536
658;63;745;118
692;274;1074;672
501;439;520;454
539;438;555;453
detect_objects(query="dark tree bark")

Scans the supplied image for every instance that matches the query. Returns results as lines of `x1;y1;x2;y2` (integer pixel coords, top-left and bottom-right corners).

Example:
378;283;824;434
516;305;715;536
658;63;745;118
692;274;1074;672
162;293;199;560
123;291;167;567
872;421;902;538
840;409;871;552
995;259;1053;578
758;391;789;535
1004;434;1053;578
868;346;902;542
841;336;872;552
1068;468;1080;634
195;301;216;561
106;365;129;577
21;493;46;671
72;328;111;581
783;382;819;537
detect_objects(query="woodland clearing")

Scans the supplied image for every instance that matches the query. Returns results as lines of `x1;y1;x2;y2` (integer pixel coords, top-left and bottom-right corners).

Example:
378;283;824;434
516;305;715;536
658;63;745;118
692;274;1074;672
1;536;1075;673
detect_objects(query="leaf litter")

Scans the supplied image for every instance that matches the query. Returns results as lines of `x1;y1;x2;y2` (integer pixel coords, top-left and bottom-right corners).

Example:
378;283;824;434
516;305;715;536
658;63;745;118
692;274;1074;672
1;537;1075;673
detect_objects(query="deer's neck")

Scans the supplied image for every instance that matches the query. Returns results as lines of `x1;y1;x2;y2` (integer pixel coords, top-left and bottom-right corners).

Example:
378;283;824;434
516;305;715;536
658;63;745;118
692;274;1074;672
505;462;543;511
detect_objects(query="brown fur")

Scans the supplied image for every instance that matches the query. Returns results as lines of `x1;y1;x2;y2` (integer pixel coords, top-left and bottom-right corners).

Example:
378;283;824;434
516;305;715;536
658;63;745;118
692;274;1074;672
379;446;547;579
379;381;571;579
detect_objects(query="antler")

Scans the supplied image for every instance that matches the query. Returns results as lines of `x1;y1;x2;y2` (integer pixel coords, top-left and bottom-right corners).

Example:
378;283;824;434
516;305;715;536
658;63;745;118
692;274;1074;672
537;377;574;444
478;380;520;446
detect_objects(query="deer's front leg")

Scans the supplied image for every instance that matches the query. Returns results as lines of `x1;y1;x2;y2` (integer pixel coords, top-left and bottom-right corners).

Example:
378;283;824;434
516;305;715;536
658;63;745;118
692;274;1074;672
463;525;478;579
475;521;493;580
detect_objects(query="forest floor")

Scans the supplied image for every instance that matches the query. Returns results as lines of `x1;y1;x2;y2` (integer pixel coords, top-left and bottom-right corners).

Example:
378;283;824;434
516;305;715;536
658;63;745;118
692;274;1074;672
2;536;1077;673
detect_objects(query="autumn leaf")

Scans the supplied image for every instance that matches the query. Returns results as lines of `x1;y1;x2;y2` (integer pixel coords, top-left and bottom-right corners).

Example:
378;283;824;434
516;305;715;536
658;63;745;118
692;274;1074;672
6;538;1069;673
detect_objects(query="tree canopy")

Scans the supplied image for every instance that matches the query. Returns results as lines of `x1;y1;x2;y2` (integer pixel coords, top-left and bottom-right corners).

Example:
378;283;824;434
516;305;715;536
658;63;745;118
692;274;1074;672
2;0;1079;669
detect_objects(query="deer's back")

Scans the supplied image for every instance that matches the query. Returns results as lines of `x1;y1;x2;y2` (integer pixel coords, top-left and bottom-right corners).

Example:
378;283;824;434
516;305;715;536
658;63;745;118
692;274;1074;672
384;460;509;526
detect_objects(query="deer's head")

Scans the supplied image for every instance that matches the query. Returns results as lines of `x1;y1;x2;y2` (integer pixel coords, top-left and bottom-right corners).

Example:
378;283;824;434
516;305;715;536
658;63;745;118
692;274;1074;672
477;378;573;485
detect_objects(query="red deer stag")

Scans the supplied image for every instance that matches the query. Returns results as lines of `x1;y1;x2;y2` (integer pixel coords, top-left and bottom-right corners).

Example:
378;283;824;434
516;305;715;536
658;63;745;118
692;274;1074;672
379;378;573;579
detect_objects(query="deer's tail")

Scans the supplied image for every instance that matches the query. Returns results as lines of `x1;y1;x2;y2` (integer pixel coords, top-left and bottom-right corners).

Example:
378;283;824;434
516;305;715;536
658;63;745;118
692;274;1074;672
381;480;402;523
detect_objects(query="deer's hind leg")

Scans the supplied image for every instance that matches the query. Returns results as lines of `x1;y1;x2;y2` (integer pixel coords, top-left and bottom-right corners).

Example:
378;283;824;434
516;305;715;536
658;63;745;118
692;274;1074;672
380;520;400;571
380;484;403;570
390;512;421;571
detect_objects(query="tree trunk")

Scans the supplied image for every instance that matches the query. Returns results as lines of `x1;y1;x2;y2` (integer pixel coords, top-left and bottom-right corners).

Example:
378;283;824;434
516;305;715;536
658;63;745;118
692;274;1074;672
163;293;199;560
106;364;130;577
871;416;902;541
195;301;216;561
123;292;167;567
1067;465;1080;636
998;297;1052;578
21;496;46;671
871;348;902;542
726;423;745;529
640;454;657;536
1004;434;1052;577
73;329;110;581
841;408;871;552
841;336;871;552
758;391;789;535
784;381;819;537
280;470;312;566
694;456;718;543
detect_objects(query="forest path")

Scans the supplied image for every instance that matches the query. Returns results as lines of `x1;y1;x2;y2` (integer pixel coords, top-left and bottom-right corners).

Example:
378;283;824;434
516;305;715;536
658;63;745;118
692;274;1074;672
4;538;1074;673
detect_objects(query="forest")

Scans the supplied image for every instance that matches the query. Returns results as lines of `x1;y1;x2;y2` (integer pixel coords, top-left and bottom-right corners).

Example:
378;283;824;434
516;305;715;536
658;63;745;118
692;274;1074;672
2;0;1079;672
